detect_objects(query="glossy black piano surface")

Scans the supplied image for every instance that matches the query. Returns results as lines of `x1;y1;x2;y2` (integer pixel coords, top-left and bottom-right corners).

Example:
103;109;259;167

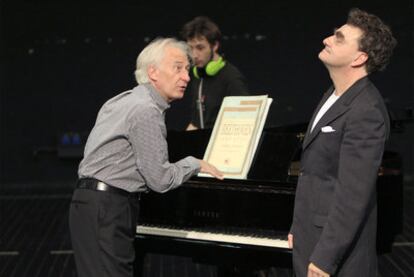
135;124;403;274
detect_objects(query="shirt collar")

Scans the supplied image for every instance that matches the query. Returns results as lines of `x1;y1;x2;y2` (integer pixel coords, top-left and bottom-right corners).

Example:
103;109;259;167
143;83;170;112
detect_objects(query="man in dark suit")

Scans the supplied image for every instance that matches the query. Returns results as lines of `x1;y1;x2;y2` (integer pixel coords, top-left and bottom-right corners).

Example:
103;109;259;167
288;8;397;277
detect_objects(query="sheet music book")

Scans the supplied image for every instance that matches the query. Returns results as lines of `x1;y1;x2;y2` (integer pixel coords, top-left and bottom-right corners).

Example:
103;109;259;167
198;95;273;179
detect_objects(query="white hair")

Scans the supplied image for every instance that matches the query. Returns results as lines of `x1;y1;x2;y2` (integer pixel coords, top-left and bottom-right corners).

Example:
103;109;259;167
134;37;191;84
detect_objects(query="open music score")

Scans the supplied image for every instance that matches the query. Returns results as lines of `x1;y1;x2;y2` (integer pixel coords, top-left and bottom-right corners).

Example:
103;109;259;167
199;95;273;179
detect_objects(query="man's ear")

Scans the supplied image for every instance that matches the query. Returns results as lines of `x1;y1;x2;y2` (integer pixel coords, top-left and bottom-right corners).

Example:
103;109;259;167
352;51;368;67
147;65;158;81
212;41;219;53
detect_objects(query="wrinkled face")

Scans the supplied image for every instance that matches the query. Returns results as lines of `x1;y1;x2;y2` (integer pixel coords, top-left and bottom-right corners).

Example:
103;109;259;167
318;24;365;69
149;46;191;102
187;36;218;68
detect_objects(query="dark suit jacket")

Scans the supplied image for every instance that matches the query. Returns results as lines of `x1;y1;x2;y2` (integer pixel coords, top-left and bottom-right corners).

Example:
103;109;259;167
290;76;390;276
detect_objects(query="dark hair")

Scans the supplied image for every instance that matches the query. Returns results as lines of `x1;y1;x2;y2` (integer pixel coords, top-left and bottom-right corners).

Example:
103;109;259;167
180;16;222;46
347;8;397;74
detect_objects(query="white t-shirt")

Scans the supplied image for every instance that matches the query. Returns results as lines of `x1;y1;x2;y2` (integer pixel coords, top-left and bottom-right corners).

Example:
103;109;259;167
311;92;340;132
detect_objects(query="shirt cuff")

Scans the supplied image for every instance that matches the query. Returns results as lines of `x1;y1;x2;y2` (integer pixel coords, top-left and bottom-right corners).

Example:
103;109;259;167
184;156;201;174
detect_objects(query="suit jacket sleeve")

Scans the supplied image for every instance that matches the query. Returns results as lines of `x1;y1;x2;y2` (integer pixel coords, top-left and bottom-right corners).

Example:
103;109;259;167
309;103;387;274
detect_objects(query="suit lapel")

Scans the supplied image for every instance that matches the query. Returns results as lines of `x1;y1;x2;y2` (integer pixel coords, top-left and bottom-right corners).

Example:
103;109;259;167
302;76;371;151
302;87;333;149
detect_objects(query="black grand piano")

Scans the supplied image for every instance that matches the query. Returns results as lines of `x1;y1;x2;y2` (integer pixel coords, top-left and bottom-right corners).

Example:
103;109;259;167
135;124;403;276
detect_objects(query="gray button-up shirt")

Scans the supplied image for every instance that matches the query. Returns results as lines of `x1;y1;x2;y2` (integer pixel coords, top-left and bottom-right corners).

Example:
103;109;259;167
78;84;200;192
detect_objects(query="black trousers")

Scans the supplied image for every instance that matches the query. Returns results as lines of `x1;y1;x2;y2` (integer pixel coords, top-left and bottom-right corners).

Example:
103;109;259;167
69;188;140;277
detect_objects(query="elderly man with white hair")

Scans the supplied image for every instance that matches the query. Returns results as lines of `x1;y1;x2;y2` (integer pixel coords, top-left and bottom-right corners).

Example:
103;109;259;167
69;37;223;277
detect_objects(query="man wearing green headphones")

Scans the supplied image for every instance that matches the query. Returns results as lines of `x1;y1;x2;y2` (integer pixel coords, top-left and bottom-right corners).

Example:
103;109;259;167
181;16;249;130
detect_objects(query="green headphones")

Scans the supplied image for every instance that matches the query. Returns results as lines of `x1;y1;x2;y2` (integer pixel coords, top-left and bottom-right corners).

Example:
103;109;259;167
192;56;226;79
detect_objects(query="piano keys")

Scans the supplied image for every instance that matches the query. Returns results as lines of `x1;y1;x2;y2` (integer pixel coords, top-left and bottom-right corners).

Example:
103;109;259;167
136;224;289;249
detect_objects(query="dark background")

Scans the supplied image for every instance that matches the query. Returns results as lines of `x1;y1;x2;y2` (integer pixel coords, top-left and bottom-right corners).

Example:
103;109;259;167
1;0;413;188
